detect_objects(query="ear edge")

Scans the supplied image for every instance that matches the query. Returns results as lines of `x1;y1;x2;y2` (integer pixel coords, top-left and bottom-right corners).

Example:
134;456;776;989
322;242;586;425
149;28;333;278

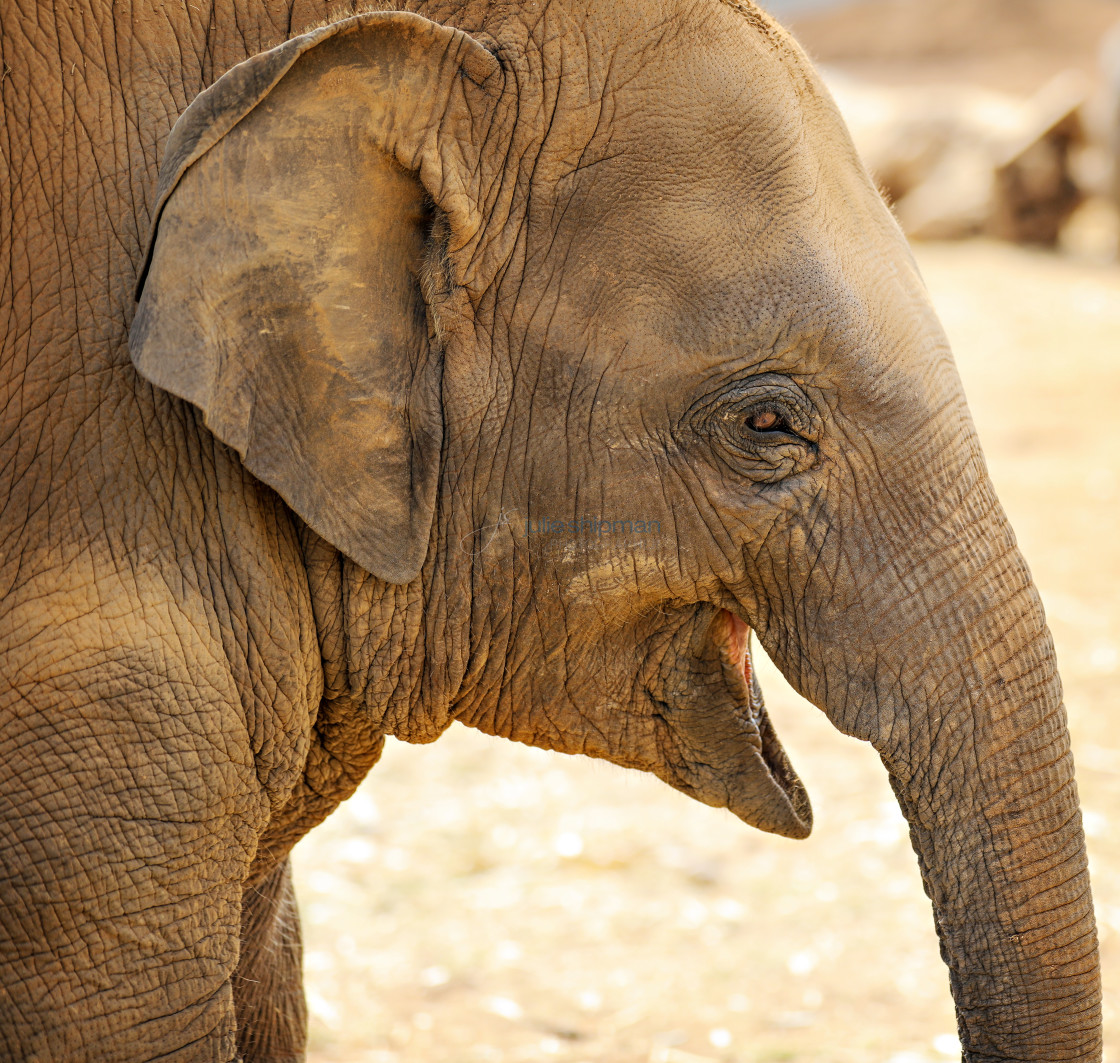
135;10;502;300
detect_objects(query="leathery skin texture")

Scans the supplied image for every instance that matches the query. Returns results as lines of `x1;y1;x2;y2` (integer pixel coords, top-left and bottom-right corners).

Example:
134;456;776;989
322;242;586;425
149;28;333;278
0;1;1101;1060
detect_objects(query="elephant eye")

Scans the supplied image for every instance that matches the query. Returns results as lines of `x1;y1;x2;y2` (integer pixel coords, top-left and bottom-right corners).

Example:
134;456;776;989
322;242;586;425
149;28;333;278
746;410;784;433
741;406;798;440
684;373;820;481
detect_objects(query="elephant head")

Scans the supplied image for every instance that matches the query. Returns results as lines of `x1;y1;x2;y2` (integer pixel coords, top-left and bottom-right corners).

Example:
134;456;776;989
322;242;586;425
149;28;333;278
130;2;1101;1058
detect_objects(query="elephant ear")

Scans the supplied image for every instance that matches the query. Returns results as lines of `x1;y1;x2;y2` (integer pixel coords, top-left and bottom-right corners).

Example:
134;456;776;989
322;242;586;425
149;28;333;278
130;12;501;583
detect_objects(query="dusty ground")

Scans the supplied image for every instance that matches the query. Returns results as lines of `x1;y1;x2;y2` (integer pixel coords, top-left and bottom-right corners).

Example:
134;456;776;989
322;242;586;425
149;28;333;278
291;240;1120;1063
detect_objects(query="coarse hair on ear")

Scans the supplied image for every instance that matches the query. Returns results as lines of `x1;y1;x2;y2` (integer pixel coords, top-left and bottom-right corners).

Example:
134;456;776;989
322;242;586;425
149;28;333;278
130;11;502;583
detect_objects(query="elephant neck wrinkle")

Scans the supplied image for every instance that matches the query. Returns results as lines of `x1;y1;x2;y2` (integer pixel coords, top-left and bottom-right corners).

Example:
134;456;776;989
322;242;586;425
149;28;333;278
293;524;400;722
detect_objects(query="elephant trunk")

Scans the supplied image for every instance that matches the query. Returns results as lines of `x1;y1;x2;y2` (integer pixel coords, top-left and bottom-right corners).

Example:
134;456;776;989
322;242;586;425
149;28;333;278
862;531;1101;1058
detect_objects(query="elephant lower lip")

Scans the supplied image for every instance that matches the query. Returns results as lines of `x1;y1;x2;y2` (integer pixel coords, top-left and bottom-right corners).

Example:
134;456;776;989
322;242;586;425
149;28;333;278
715;608;812;837
642;604;811;838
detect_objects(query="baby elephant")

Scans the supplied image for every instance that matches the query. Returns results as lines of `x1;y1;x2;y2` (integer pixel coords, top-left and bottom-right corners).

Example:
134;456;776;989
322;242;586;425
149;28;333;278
0;1;1101;1060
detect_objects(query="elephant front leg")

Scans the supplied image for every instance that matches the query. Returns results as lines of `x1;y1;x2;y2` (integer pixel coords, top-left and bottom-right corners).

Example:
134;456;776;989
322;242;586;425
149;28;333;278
0;620;275;1061
233;859;307;1063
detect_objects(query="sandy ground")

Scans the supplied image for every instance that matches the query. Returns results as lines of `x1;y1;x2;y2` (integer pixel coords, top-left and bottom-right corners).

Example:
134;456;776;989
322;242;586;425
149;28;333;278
292;240;1120;1063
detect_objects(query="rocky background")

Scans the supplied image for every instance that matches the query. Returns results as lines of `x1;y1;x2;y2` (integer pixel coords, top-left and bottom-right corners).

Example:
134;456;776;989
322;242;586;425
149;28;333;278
787;0;1120;256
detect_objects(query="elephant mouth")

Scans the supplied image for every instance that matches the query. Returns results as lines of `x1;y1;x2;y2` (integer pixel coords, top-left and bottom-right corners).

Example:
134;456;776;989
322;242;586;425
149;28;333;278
646;607;813;839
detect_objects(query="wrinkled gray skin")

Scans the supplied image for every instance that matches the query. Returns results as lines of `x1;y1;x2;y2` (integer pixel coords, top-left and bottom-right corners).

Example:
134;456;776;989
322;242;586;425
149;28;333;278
0;1;1102;1060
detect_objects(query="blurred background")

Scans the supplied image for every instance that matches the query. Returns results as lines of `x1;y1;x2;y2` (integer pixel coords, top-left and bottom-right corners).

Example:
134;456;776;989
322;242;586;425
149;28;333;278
294;1;1120;1060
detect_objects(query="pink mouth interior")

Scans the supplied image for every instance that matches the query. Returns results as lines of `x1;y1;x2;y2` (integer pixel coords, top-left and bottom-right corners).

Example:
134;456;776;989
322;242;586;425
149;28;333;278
721;609;753;687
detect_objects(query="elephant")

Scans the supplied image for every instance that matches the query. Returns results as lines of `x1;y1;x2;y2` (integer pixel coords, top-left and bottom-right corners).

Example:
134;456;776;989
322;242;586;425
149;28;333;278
0;0;1102;1060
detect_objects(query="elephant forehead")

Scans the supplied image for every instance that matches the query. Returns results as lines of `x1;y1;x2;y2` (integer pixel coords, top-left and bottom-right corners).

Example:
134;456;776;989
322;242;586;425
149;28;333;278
508;5;924;358
524;197;938;418
526;4;824;213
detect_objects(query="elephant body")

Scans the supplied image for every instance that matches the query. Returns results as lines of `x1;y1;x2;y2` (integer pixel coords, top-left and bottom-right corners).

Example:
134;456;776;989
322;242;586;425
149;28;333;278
0;1;1101;1060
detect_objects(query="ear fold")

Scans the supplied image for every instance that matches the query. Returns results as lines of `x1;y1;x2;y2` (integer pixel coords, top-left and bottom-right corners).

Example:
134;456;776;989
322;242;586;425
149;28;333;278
130;12;501;583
